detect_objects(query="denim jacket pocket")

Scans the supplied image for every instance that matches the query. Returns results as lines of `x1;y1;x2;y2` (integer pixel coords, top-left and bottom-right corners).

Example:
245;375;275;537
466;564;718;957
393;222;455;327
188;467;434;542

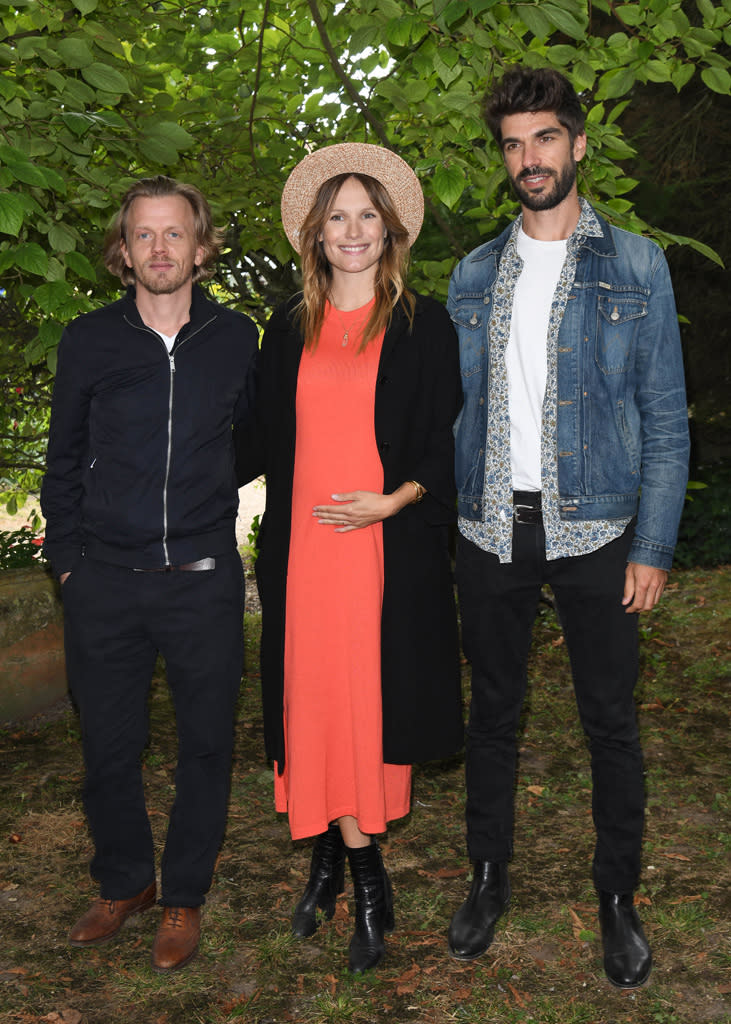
595;294;647;374
450;306;485;384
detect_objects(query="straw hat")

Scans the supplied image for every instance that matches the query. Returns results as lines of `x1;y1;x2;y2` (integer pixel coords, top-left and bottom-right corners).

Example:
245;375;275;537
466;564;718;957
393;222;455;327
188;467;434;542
281;142;424;253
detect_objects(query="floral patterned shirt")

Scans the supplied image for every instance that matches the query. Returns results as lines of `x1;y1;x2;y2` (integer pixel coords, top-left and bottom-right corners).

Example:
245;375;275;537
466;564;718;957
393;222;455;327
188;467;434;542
459;200;631;563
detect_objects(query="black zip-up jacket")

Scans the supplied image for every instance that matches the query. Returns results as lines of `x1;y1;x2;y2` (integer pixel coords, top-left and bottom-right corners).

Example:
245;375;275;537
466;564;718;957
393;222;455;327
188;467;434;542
41;285;258;577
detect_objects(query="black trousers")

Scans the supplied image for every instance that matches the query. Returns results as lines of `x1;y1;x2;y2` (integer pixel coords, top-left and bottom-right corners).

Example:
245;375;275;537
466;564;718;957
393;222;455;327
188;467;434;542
62;551;244;906
456;521;644;893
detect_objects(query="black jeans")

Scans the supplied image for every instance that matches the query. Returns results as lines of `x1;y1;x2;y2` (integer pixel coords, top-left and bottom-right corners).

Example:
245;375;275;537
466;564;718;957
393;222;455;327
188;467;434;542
62;551;244;906
456;521;644;893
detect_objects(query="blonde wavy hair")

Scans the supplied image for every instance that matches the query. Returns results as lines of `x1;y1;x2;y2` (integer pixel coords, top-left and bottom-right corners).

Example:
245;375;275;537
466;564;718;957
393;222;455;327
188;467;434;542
295;173;416;351
103;175;224;285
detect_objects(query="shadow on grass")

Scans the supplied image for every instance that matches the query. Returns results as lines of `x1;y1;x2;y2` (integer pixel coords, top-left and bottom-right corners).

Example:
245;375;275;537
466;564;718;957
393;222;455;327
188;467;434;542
1;567;729;1024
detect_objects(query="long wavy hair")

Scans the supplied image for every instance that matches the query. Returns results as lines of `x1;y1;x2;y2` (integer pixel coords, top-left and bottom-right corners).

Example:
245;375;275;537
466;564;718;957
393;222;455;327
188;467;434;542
294;173;416;352
103;175;224;285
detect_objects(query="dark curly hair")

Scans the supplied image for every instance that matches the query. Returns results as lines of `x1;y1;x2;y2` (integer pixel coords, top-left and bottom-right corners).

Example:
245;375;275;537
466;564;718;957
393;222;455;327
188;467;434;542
484;67;585;147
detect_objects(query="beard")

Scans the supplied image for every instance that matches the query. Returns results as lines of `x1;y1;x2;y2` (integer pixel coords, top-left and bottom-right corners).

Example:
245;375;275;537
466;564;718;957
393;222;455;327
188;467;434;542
133;260;193;295
510;158;577;212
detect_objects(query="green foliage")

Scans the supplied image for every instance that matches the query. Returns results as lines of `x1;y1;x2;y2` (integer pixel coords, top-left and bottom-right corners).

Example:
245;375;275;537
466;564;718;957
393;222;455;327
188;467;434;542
1;0;729;511
675;463;731;567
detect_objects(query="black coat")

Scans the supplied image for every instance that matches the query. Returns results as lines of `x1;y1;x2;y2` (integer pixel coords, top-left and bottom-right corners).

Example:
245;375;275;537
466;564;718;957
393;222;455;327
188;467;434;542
237;293;464;769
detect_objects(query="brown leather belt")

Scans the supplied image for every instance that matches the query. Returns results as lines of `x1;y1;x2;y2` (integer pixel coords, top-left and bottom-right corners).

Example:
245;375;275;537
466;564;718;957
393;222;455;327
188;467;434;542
133;557;216;573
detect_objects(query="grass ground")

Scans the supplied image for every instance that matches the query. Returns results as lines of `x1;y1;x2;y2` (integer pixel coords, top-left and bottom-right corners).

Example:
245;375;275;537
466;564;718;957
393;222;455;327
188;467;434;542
1;565;729;1024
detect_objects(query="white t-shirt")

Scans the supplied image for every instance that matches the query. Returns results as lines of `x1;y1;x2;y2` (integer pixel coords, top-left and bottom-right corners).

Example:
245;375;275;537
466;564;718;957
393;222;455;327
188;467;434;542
507;228;567;491
158;331;177;353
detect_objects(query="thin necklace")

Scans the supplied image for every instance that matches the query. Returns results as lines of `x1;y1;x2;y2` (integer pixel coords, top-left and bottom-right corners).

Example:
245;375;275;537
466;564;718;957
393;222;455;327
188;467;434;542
328;299;372;347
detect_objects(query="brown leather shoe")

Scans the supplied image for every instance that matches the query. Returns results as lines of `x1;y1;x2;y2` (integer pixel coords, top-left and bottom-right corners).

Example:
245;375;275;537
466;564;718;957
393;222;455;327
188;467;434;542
151;906;201;972
69;881;157;947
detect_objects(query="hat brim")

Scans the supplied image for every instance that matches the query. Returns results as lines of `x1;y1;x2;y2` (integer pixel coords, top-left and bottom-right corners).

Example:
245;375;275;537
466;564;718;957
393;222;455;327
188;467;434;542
281;142;424;254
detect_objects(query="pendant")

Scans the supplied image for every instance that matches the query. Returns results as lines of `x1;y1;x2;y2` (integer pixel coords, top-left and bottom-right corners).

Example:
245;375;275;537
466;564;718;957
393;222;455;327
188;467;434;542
342;331;349;347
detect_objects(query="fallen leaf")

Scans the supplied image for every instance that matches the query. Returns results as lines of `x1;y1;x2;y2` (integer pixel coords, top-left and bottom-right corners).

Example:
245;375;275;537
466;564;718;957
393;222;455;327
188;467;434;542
525;785;545;796
507;982;529;1007
568;906;586;939
662;852;692;862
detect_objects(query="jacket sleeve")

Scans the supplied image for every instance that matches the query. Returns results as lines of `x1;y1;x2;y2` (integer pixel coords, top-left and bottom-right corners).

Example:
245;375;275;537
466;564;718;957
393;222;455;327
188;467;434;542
234;305;288;486
630;248;690;569
40;325;91;578
233;321;263;486
407;299;463;521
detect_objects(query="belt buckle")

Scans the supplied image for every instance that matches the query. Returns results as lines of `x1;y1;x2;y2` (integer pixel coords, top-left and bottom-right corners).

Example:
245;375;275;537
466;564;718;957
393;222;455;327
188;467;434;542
514;503;541;525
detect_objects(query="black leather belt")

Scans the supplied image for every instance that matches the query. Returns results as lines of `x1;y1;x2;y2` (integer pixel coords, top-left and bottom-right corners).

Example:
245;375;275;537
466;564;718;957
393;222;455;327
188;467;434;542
133;557;216;572
513;491;542;525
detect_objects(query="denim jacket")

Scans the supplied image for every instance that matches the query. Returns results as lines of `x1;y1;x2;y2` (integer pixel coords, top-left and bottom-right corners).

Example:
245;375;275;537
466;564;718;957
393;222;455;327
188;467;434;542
450;206;690;571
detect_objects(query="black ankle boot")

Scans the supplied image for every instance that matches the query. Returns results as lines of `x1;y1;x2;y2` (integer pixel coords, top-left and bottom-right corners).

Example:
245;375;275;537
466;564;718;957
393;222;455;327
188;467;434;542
292;822;346;938
599;891;652;989
346;840;394;973
447;861;510;961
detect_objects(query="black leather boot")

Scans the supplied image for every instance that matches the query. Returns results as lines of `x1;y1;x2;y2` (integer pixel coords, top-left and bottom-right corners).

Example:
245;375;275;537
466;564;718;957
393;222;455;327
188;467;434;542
599;891;652;989
291;822;346;938
447;861;510;961
346;840;394;973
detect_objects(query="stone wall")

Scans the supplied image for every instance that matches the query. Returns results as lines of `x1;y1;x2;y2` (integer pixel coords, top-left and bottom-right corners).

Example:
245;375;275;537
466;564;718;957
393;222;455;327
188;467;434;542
0;567;67;724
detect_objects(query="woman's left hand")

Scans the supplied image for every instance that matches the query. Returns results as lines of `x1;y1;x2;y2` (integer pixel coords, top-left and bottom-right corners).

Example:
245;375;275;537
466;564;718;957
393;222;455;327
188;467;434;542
313;490;399;532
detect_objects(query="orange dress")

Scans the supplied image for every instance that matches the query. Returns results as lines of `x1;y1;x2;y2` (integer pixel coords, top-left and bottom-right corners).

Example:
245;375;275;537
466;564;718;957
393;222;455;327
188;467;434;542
274;300;412;840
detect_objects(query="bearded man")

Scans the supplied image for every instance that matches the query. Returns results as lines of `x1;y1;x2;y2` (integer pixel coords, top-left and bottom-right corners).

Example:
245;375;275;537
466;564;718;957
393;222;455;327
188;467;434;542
447;68;689;989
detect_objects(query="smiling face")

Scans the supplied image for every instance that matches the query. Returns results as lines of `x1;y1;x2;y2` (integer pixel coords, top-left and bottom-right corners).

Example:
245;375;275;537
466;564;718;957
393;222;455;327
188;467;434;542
120;195;205;297
318;176;386;285
500;111;586;213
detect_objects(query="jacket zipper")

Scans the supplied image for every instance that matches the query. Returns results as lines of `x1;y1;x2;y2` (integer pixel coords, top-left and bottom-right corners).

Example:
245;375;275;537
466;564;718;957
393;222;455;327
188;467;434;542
124;313;217;565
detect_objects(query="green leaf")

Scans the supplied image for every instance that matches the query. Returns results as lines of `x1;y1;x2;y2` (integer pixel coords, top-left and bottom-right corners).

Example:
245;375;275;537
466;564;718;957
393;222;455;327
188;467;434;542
58;37;94;68
519;5;551;39
700;65;731;94
73;0;99;12
80;62;129;94
643;59;672;83
138;134;179;165
0;193;26;235
572;61;596;92
615;4;645;26
386;16;412;47
547;45;578;67
433;163;465;209
596;67;637;100
695;0;716;21
434;51;462;87
671;63;695;90
3;158;48;188
62;77;96;106
541;2;588;40
48;222;77;253
32;280;73;313
150;120;195;150
14;243;49;276
442;0;469;28
65;250;97;281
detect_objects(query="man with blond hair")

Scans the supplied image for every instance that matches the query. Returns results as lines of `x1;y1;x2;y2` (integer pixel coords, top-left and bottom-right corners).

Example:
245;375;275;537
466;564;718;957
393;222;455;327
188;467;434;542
42;176;258;972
